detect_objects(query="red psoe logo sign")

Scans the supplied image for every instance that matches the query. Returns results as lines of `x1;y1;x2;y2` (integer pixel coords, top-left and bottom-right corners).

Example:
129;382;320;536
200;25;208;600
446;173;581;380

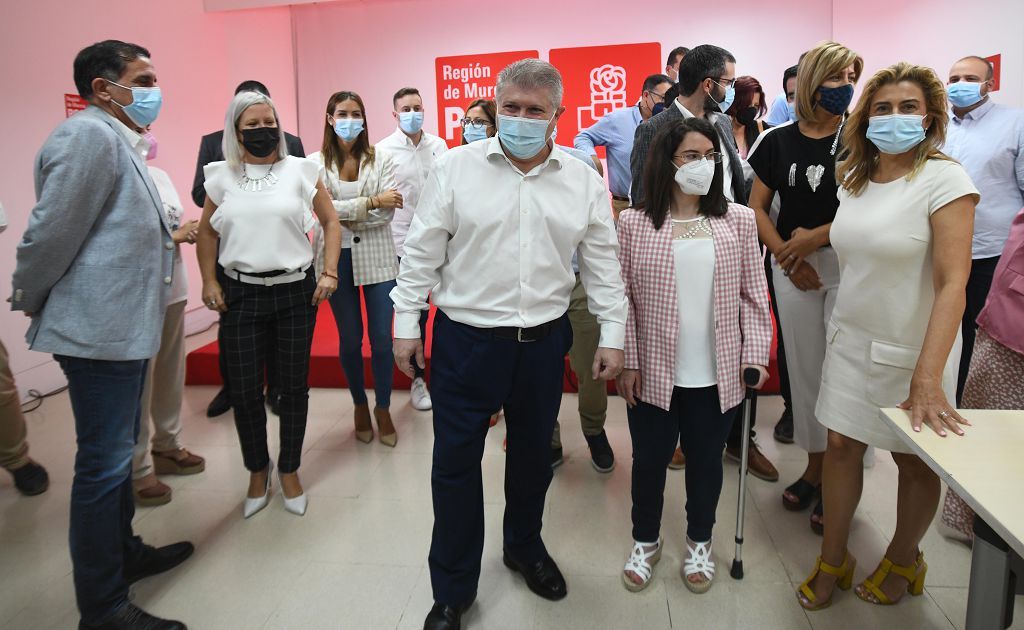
549;43;661;153
986;54;1001;91
65;93;87;117
435;50;539;148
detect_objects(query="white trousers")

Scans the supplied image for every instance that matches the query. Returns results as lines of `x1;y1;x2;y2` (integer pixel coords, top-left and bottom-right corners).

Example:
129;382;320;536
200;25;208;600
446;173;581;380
772;248;839;454
132;300;187;480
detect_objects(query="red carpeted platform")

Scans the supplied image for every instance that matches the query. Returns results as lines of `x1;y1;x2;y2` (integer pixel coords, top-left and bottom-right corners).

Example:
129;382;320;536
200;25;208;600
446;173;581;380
185;303;781;394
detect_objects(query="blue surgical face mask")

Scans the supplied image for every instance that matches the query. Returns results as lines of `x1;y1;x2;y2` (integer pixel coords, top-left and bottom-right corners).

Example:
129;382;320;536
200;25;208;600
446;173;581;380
713;82;736;113
497;113;554;160
462;124;489;143
866;114;927;154
109;81;162;126
787;101;797;122
333;118;364;142
652;102;666;116
947;81;984;109
398;111;424;134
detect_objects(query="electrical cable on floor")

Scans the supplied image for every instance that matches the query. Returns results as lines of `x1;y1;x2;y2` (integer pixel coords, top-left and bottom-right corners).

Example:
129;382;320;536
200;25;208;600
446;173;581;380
20;386;68;413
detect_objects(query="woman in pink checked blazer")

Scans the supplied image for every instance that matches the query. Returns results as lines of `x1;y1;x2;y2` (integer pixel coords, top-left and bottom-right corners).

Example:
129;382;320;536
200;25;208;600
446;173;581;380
616;118;773;595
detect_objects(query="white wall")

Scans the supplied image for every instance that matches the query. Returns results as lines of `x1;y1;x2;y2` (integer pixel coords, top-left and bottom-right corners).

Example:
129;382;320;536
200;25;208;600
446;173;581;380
833;0;1024;107
291;0;834;145
0;0;296;396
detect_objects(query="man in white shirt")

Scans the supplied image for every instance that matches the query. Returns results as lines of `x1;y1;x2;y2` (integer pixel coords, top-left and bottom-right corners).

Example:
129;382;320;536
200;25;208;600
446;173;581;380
392;59;626;630
943;55;1024;402
378;87;448;412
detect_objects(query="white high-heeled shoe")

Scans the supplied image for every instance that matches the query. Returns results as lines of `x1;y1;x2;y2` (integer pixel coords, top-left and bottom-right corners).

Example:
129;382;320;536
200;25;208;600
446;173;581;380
278;471;308;516
243;462;273;519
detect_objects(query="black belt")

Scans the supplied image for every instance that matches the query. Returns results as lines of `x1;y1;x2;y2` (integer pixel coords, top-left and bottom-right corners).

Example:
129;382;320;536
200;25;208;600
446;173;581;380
611;195;630;202
474;316;564;343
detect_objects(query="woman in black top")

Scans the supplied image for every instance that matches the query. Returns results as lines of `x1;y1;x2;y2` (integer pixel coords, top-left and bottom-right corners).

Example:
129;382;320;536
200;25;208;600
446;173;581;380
746;41;862;534
726;75;770;200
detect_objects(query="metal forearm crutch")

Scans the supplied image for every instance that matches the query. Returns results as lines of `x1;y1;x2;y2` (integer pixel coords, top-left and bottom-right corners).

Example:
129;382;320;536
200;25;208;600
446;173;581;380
731;367;761;580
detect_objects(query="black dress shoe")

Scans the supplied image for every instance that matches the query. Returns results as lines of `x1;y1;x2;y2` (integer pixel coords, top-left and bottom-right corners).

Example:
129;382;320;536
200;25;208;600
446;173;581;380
124;542;194;584
773;408;794;444
206;388;231;418
267;392;281;416
550;446;564;469
79;603;186;629
10;460;49;496
502;549;567;600
423;596;474;630
584;431;615;473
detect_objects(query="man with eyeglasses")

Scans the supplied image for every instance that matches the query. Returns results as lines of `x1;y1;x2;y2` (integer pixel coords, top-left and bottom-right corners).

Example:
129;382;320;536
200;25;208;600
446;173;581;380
629;43;779;482
575;73;672;219
378;87;449;412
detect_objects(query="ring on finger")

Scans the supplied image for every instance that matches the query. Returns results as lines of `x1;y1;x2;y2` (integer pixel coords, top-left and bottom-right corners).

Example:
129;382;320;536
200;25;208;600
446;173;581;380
938;410;950;419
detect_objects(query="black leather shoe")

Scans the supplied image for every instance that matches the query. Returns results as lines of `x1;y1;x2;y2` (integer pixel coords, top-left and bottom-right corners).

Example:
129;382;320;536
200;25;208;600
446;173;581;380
584;431;615;473
550;446;564;469
502;549;567;600
206;388;230;418
773;407;794;444
10;460;49;496
79;603;186;629
422;596;474;630
124;542;194;585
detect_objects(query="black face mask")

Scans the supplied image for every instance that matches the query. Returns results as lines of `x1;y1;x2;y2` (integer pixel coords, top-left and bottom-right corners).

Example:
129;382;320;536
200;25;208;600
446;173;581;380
240;126;281;158
736;106;758;126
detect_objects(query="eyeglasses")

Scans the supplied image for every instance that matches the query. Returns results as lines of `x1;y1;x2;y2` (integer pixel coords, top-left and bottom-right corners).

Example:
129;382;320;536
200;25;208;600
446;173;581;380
674;151;723;164
647;90;667;103
461;118;493;129
709;77;737;89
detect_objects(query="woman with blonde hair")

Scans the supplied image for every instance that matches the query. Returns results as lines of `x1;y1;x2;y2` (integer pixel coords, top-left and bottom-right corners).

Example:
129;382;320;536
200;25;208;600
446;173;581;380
747;41;863;533
198;91;341;518
308;91;403;447
796;62;977;610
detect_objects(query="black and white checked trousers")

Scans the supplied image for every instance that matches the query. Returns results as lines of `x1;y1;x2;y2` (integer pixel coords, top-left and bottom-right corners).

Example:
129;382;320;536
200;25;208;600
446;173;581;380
220;269;317;473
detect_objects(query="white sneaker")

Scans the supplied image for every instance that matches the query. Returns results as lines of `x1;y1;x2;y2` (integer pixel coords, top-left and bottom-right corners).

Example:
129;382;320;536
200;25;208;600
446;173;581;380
410;377;432;411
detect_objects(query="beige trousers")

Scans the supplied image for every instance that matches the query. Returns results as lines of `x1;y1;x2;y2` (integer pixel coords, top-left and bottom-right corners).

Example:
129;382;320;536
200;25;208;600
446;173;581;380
132;301;187;480
0;338;29;471
552;276;608;448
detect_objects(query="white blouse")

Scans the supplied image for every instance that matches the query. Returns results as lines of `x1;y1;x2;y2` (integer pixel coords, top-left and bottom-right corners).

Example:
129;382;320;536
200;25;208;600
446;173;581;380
673;237;717;387
204;156;320;274
335;179;359;249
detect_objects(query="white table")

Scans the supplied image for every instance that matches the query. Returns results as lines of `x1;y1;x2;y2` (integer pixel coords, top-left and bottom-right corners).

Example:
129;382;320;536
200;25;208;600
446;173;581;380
879;408;1024;630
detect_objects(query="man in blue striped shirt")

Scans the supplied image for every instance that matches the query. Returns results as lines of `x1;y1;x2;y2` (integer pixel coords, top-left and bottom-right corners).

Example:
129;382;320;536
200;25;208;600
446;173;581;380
943;55;1024;402
574;73;673;218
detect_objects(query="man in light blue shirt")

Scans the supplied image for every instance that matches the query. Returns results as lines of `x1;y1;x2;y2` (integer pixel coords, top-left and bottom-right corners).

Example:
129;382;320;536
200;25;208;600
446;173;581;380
943;54;1024;401
574;73;672;217
764;64;799;126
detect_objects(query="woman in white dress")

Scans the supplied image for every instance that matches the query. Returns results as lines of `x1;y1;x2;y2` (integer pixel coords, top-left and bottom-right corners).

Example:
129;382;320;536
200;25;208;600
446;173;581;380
796;62;978;610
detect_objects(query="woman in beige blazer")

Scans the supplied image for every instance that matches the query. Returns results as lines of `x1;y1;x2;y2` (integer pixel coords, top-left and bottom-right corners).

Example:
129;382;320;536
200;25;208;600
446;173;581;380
308;91;403;447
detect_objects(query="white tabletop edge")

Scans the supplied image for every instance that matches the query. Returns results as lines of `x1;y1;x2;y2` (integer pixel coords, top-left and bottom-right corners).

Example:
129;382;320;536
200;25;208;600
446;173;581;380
878;407;1024;559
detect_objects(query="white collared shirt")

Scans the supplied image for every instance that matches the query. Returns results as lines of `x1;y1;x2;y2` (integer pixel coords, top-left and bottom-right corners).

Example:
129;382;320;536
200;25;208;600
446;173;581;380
376;128;449;256
104;110;152;159
673;99;734;201
391;137;627;349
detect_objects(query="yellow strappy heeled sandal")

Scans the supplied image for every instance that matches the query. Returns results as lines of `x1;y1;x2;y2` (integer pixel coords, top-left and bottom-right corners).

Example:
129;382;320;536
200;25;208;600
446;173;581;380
796;553;857;611
856;551;927;605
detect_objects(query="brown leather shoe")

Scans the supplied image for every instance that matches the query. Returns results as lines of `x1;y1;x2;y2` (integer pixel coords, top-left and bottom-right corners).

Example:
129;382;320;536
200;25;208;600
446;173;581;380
374;407;397;447
354;403;373;443
668;447;686;470
725;441;779;482
133;474;172;506
152;448;206;475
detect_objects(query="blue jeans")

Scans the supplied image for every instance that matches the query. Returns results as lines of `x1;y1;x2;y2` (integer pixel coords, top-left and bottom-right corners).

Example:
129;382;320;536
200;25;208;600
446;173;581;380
328;249;396;408
55;355;148;625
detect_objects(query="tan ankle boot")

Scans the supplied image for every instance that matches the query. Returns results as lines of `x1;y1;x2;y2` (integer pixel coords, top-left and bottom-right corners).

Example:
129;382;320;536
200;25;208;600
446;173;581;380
374;407;397;447
354;404;373;443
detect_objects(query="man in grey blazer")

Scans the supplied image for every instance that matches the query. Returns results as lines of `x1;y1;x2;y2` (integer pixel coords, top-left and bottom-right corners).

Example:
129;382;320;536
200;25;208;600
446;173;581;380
628;43;780;483
10;40;191;630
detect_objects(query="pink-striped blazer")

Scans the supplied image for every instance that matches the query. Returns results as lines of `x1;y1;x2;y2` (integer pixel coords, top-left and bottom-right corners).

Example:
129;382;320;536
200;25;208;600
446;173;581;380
618;203;773;413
